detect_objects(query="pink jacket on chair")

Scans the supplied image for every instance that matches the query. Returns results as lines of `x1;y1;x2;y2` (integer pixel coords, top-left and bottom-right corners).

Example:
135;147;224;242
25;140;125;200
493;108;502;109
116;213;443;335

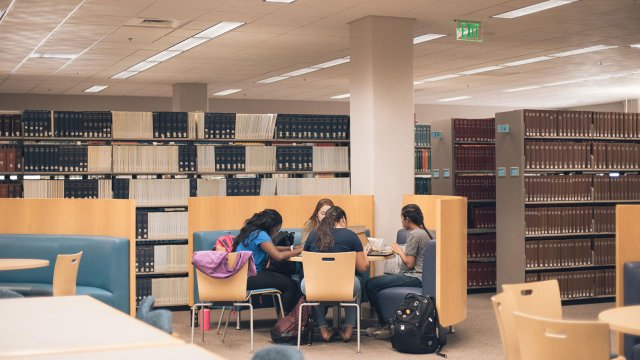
192;250;257;278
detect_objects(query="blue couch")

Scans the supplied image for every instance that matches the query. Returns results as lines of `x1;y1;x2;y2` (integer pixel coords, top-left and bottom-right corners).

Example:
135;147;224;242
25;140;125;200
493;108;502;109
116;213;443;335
0;234;130;313
624;262;640;360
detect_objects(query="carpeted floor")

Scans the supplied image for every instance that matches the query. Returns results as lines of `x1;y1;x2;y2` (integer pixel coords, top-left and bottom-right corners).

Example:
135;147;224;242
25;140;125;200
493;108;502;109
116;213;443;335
171;293;618;360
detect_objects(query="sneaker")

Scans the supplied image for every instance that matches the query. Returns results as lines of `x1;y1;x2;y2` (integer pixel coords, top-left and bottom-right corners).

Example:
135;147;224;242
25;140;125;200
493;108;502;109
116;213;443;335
366;326;381;337
372;324;391;340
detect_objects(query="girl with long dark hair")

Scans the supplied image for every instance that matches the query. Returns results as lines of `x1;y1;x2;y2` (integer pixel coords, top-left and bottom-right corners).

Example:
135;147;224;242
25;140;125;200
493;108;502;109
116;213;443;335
301;198;334;244
234;209;303;314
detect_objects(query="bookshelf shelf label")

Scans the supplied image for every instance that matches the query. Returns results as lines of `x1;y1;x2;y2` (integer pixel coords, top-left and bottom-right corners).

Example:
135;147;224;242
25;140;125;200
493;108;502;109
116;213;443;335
498;124;510;133
510;167;520;177
497;167;506;177
432;169;440;178
443;169;450;178
432;131;443;139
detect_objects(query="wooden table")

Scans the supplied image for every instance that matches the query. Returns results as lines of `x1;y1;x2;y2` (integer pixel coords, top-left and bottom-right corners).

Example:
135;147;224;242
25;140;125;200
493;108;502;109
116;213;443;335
2;344;225;360
0;295;183;358
289;254;394;262
599;305;640;336
0;258;49;271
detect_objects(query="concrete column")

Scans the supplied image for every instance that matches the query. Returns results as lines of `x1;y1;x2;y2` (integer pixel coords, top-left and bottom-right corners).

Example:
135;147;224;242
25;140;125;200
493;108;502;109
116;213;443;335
172;83;208;112
350;16;414;244
625;99;639;113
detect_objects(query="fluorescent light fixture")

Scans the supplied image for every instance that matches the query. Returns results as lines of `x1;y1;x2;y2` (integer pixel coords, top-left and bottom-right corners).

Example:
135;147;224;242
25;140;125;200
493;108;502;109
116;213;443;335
413;33;446;44
551;45;617;57
313;56;350;69
503;56;552;67
631;44;640;48
437;96;471;102
457;65;504;75
168;37;209;52
264;0;296;2
256;76;290;84
146;50;182;62
213;89;242;96
493;0;578;19
195;21;244;39
127;61;159;72
503;85;542;92
84;85;108;93
418;74;461;83
111;71;138;79
330;93;350;99
281;67;320;77
30;53;78;59
543;79;582;87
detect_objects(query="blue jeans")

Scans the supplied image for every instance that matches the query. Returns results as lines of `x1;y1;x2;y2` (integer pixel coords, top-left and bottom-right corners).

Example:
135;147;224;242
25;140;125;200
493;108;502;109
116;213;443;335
300;277;361;328
365;274;422;325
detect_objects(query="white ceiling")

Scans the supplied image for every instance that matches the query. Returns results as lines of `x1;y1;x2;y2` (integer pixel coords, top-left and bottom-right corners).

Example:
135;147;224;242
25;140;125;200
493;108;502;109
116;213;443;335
0;0;638;108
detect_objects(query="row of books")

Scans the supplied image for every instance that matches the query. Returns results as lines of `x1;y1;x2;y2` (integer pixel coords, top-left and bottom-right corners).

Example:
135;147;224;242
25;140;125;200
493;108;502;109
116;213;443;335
23;179;112;199
152;112;190;139
113;145;187;173
22;110;52;137
22;145;112;173
0;180;21;198
414;177;431;195
112;112;197;139
467;233;496;259
592;142;640;169
313;146;349;172
53;111;112;138
524;109;640;138
525;141;591;170
136;277;188;307
0;145;20;172
453;118;495;142
415;124;431;147
136;210;188;240
135;245;188;274
0;113;22;137
275;114;350;141
525;173;640;202
415;149;431;172
470;206;496;229
275;177;350;196
525;238;615;269
455;175;495;200
594;174;640;200
524;206;615;235
468;262;496;288
529;269;616;299
454;145;496;171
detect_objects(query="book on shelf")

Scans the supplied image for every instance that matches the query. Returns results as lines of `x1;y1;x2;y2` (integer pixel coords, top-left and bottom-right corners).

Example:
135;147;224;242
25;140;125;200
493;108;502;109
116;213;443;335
415;124;431;147
526;269;615;300
453;118;495;142
136;209;188;240
414;177;431;195
22;110;52;137
135;244;188;274
470;205;496;229
0;180;22;198
53;111;112;138
415;148;431;173
468;233;496;259
23;179;112;199
468;262;496;288
455;175;495;200
0;113;22;137
136;277;188;307
454;145;496;171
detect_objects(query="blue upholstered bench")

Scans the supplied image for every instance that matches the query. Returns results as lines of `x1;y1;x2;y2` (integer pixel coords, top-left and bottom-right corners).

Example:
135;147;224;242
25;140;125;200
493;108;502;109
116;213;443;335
624;262;640;360
0;234;130;313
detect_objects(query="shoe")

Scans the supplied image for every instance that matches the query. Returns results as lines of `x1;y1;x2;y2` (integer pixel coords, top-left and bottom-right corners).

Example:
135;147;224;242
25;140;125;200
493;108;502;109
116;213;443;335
319;326;333;342
372;324;391;340
366;326;381;337
341;325;353;342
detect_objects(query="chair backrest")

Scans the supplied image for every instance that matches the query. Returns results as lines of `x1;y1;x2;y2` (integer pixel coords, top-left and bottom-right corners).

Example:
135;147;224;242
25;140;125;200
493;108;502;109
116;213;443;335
513;311;612;360
421;239;437;297
396;229;409;245
491;292;521;360
53;251;83;296
302;251;356;302
501;280;562;320
195;252;248;302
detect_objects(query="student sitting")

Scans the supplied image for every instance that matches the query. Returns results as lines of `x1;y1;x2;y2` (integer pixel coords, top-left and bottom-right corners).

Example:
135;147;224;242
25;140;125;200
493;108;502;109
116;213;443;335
365;204;434;339
234;209;303;314
302;206;369;342
301;198;334;244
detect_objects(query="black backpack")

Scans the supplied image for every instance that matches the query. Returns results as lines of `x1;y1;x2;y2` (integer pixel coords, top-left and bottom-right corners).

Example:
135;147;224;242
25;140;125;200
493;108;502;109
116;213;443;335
265;231;297;276
390;293;447;357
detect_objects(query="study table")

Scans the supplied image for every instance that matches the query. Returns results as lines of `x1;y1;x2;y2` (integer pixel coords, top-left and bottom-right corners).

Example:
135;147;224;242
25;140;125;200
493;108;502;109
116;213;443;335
289;254;394;262
599;305;640;336
0;258;49;271
2;344;225;360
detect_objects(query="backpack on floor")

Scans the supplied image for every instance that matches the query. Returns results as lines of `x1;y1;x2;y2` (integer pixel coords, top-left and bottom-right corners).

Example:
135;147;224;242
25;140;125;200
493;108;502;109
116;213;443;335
390;293;447;357
270;296;314;345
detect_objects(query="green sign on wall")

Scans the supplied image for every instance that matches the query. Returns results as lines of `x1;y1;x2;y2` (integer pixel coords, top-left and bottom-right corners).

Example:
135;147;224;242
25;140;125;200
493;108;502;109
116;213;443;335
456;20;482;42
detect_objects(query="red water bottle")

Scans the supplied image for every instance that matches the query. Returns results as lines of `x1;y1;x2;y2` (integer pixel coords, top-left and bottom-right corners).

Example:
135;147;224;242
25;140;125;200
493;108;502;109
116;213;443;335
199;308;211;331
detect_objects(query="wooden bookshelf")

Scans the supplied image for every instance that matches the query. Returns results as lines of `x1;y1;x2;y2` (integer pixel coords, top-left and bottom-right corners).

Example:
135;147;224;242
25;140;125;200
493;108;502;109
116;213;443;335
414;124;431;195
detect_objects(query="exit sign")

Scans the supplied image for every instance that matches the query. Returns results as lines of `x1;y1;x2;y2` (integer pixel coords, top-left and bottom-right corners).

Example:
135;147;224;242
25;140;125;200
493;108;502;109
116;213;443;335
456;20;482;42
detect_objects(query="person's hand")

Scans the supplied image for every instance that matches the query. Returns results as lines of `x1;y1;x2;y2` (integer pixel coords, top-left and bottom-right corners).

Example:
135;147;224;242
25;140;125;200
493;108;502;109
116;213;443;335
391;243;403;255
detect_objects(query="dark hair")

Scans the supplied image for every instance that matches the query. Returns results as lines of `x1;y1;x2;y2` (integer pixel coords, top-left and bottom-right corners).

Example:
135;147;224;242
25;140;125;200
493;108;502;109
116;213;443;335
233;209;283;250
308;198;335;229
401;204;427;231
316;206;347;251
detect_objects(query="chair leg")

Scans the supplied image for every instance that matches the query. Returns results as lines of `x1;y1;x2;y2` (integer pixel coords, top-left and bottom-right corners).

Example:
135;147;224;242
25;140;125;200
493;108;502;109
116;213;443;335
297;303;305;350
249;304;254;353
222;308;232;343
275;293;284;318
236;310;241;330
216;306;226;335
201;307;205;342
447;325;455;334
341;303;361;354
190;305;197;344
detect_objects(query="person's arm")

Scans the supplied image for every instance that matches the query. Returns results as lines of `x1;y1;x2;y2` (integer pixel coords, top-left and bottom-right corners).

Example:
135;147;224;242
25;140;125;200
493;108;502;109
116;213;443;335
391;242;416;270
355;251;369;273
260;241;302;261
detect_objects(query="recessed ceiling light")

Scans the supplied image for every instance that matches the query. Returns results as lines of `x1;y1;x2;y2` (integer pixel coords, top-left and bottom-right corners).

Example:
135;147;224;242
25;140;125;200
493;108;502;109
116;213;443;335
438;96;471;102
30;53;78;59
417;74;461;83
330;93;350;99
413;34;446;44
550;45;617;57
313;57;350;69
256;76;290;84
146;50;182;62
195;22;244;39
168;37;209;52
543;79;582;87
631;44;640;48
503;56;552;67
457;65;504;75
493;0;579;19
281;67;320;77
84;85;108;93
127;61;160;72
111;71;138;79
503;85;542;92
213;89;242;96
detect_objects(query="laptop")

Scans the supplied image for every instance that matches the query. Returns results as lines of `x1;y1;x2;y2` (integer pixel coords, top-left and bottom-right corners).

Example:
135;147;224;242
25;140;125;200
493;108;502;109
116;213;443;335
356;232;393;256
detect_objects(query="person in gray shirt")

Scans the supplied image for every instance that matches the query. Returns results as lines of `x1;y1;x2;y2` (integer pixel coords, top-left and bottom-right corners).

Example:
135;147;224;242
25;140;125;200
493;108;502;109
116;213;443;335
364;204;434;340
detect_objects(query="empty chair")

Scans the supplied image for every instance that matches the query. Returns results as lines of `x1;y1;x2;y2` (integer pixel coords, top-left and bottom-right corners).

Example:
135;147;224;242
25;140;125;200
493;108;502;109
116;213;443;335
513;311;624;360
298;251;361;353
491;291;520;360
501;280;562;320
52;251;83;296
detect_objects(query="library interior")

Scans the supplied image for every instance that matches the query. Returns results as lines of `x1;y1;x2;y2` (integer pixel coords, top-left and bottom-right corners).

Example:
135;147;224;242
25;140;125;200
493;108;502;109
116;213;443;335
0;0;639;359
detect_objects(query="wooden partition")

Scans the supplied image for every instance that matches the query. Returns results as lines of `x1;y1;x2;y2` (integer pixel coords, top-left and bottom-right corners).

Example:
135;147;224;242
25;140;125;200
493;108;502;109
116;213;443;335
0;198;137;315
616;205;640;351
403;194;468;326
188;195;374;305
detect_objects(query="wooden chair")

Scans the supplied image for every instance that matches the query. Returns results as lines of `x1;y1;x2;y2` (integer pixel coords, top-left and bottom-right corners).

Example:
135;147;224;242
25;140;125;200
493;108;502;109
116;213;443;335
513;311;624;360
491;292;520;360
502;280;562;320
298;251;360;353
52;251;83;296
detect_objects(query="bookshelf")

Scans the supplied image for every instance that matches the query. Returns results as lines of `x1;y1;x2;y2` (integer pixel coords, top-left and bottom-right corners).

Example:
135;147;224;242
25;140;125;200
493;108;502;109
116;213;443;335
0;110;352;308
496;109;639;303
414;124;431;195
430;118;497;292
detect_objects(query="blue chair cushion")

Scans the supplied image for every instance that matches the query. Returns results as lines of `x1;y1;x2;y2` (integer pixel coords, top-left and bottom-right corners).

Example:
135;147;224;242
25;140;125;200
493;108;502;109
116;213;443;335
1;282;115;307
137;295;155;317
633;343;640;360
141;309;173;334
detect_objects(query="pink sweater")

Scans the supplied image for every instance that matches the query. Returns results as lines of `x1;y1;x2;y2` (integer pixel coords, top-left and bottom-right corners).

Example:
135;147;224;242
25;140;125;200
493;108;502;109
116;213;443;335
192;251;257;278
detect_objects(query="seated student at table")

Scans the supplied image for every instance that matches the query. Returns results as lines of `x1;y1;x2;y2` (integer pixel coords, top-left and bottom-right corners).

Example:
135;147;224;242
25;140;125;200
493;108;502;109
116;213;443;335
234;209;303;314
364;204;434;340
302;206;369;342
301;198;334;244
